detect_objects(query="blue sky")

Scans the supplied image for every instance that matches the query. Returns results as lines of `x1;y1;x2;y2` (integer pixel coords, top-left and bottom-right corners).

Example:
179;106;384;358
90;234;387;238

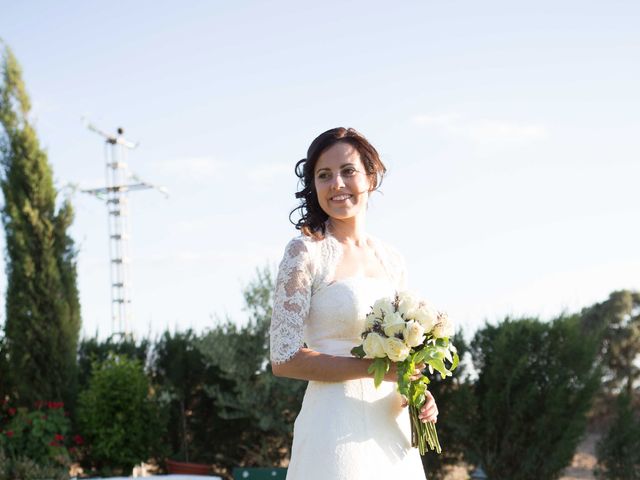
1;1;639;340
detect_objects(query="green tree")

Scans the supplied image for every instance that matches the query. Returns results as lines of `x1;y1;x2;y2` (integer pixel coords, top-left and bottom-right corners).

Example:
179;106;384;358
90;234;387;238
0;44;81;405
150;329;220;464
460;315;601;480
197;267;306;468
595;393;640;479
581;290;640;398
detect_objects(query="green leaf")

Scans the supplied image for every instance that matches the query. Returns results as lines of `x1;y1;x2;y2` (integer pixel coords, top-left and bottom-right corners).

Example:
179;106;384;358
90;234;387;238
451;352;459;371
351;344;366;358
368;357;389;388
426;357;448;378
413;349;427;364
435;338;448;348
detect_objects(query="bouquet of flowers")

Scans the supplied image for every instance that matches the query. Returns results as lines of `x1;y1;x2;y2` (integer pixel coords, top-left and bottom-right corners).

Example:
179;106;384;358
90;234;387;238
351;291;458;455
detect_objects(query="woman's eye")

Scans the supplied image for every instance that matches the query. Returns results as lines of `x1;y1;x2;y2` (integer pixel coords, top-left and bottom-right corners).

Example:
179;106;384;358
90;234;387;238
342;168;356;176
317;172;331;180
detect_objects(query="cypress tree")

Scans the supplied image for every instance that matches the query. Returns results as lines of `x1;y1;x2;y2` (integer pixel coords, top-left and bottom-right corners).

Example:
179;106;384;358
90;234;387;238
0;44;81;405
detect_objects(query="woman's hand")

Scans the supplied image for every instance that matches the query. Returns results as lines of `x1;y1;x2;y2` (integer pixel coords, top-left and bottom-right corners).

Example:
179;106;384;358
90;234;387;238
418;390;438;423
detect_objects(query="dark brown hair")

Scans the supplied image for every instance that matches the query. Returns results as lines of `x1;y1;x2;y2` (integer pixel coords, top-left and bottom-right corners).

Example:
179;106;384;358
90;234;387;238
289;127;387;238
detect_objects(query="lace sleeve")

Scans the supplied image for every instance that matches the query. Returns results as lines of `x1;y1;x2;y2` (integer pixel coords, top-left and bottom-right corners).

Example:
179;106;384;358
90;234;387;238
269;237;314;364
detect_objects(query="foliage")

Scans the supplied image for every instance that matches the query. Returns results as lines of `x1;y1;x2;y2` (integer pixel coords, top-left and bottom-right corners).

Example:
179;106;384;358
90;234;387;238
581;290;640;398
595;393;640;479
149;329;220;463
0;337;8;402
76;355;164;476
0;44;81;407
458;315;601;480
0;400;72;479
77;333;149;392
0;449;69;480
197;267;306;469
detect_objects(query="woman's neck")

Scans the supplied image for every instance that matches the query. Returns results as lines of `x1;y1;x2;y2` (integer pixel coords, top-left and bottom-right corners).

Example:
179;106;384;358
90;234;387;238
327;216;368;247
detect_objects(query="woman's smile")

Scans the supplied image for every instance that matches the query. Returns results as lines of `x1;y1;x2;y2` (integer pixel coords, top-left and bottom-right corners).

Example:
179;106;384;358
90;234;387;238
330;193;353;202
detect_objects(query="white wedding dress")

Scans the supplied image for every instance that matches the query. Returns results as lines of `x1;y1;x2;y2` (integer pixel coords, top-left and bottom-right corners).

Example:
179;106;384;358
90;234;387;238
270;231;426;480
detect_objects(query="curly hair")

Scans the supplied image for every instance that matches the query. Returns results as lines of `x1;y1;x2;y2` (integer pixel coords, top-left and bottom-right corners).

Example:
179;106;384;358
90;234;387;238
289;127;387;238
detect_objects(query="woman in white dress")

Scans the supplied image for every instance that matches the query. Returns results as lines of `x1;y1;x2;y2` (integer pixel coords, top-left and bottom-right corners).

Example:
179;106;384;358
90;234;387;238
270;128;438;480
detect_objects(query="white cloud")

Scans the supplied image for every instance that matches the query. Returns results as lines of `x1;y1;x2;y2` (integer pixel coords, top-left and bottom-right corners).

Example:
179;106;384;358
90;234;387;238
412;113;548;145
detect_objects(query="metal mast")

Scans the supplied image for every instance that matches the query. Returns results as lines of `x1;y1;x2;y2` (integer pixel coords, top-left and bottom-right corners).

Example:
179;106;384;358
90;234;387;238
82;121;166;336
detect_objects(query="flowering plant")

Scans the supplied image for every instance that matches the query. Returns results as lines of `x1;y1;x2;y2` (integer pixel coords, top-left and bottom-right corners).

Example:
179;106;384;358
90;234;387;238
0;399;77;469
351;291;458;455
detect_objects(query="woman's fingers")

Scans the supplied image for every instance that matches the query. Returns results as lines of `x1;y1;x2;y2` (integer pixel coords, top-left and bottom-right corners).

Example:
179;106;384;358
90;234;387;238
409;363;426;381
419;391;439;423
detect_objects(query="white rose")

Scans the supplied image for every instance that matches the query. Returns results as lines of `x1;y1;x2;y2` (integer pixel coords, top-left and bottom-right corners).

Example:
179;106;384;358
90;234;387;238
382;312;406;337
404;320;426;347
362;332;387;358
372;298;395;319
397;291;420;318
410;301;438;332
432;312;454;338
384;337;411;362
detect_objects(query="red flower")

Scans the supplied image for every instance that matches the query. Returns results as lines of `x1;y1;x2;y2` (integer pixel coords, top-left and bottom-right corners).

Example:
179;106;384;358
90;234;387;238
7;407;16;416
47;401;64;409
73;434;84;445
54;433;64;441
5;431;13;438
49;440;59;447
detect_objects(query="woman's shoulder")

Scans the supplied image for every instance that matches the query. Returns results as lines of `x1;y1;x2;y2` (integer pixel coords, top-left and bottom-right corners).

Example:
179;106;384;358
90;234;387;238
281;232;324;257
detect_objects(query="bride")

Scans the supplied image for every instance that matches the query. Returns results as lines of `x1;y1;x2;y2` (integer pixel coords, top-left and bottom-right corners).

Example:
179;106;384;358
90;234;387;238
270;127;438;479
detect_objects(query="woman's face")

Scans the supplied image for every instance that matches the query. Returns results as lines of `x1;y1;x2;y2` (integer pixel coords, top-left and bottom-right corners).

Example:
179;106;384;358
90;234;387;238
313;142;371;221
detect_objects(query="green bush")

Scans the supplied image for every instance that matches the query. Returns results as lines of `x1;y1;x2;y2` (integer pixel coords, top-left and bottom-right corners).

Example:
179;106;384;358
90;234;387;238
0;453;69;480
0;401;71;466
596;393;640;479
77;334;149;392
458;315;601;480
77;355;164;476
196;267;305;470
150;329;220;463
0;401;71;479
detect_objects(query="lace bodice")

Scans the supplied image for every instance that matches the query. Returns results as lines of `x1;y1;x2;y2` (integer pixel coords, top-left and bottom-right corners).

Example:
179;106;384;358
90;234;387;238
269;231;407;364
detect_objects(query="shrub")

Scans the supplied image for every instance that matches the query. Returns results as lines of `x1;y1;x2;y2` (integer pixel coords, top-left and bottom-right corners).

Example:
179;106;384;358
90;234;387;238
0;400;71;479
1;455;69;480
150;329;220;463
595;393;640;479
77;334;150;392
458;315;601;480
197;268;306;469
77;355;164;476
